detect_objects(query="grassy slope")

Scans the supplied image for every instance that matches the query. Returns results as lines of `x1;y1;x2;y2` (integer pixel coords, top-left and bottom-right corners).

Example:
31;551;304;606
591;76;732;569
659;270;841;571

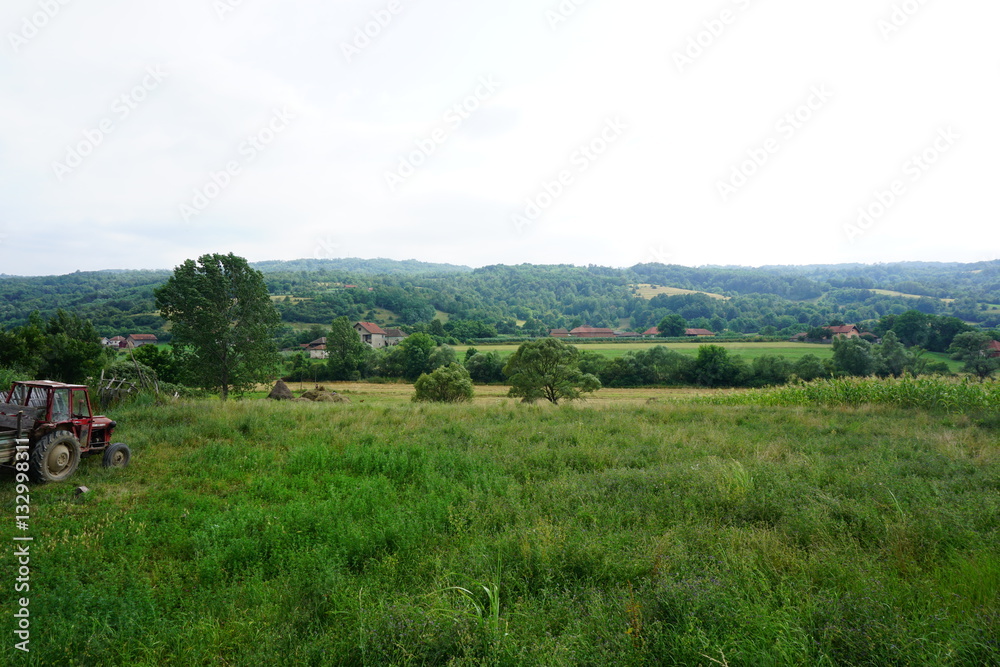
630;284;728;300
2;396;997;665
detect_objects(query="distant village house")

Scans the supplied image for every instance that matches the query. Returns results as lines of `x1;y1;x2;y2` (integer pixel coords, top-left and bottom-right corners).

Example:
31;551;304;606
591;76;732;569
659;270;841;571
382;328;408;346
354;322;387;348
303;337;328;359
791;324;862;342
102;334;158;349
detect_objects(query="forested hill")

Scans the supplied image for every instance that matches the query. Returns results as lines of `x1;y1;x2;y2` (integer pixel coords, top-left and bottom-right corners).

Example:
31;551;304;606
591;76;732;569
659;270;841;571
0;259;998;340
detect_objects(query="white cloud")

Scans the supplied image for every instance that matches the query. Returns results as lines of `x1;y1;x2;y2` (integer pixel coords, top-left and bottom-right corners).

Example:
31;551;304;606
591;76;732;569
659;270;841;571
0;0;997;275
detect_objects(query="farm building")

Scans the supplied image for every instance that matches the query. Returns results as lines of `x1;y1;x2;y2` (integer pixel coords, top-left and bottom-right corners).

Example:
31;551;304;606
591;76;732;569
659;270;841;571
827;325;861;338
549;329;570;338
643;327;660;336
302;337;328;359
569;326;616;338
125;334;158;348
383;328;408;346
988;340;1000;357
354;322;387;348
684;328;715;337
791;325;863;342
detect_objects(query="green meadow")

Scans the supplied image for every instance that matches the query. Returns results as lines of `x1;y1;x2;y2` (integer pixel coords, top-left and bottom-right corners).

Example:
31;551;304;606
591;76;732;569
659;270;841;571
2;384;997;665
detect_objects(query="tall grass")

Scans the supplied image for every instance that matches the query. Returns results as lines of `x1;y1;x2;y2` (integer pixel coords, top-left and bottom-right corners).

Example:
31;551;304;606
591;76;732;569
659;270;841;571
2;398;997;665
706;375;1000;413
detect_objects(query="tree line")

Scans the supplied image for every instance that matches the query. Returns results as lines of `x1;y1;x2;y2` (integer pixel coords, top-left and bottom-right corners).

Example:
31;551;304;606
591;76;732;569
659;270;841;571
4;260;1000;345
3;255;998;402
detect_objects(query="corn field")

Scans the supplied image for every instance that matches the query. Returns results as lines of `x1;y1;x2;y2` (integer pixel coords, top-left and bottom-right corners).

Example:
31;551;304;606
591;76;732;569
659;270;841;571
706;375;1000;413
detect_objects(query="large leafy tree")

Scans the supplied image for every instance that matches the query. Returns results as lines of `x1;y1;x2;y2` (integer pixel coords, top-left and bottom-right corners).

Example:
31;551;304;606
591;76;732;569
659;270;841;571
154;253;280;400
0;310;108;384
327;316;369;381
872;331;911;378
832;337;874;377
398;333;437;380
503;338;600;404
464;351;505;383
949;331;999;381
691;345;746;387
656;314;687;337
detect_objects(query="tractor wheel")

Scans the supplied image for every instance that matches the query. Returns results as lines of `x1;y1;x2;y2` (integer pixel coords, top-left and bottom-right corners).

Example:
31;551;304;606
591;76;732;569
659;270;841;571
102;443;131;469
28;432;81;483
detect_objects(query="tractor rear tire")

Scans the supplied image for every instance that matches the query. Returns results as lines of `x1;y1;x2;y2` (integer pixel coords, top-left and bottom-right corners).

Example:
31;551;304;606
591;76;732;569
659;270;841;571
102;443;131;469
29;432;81;483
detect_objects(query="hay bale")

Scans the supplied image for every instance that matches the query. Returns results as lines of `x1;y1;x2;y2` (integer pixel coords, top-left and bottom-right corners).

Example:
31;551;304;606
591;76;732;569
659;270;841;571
300;389;321;401
315;392;351;403
268;380;294;401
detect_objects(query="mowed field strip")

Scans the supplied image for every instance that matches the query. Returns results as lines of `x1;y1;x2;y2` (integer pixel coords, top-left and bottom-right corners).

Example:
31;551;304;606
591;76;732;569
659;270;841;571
630;283;728;300
276;381;739;406
453;341;962;370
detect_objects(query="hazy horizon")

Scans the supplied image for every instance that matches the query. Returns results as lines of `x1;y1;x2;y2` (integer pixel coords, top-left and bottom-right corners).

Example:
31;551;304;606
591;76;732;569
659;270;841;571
3;254;999;280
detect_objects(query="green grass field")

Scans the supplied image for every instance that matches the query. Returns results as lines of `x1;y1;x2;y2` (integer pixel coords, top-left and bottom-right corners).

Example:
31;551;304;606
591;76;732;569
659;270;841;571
2;387;997;665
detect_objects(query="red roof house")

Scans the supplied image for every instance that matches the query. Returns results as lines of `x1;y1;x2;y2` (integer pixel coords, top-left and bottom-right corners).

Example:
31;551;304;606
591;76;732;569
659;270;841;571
827;325;861;338
354;321;388;348
684;328;715;337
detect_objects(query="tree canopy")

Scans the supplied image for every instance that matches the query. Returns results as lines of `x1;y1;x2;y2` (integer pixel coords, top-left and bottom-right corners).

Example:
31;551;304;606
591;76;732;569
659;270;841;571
503;338;601;404
154;253;280;399
949;331;999;381
327;316;369;381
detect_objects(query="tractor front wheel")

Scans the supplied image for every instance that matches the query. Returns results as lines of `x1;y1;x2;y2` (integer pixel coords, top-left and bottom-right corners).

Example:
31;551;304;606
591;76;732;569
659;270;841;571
102;443;131;469
29;432;81;483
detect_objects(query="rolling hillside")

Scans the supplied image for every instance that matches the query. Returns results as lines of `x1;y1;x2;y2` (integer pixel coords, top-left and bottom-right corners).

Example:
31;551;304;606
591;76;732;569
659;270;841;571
1;259;998;340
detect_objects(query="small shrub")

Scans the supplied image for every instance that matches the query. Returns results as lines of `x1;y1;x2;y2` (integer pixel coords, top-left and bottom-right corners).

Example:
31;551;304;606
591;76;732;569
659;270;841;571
412;363;474;403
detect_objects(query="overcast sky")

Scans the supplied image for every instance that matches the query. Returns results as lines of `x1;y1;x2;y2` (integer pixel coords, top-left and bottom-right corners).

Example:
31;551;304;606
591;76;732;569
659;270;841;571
1;0;997;276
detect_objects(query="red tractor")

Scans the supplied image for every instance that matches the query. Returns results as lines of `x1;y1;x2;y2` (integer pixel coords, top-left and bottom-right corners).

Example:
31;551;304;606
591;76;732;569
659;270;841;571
0;381;130;483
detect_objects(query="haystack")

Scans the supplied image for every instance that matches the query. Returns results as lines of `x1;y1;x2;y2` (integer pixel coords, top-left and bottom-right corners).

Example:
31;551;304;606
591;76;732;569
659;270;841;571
268;380;294;401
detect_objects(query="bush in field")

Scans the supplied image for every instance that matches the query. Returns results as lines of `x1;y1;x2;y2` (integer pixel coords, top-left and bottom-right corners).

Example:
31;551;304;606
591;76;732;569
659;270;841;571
464;351;505;383
692;345;746;387
792;353;827;381
428;345;457;370
132;344;185;384
412;363;474;403
748;354;791;387
833;337;874;376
